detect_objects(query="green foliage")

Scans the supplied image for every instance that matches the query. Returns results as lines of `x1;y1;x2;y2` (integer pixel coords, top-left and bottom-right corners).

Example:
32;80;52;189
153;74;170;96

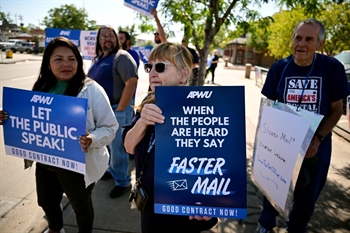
0;11;10;24
318;1;350;55
42;4;97;30
267;8;311;58
266;2;350;58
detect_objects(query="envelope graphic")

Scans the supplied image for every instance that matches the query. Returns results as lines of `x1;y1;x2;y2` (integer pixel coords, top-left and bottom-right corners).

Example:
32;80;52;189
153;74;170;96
167;179;188;191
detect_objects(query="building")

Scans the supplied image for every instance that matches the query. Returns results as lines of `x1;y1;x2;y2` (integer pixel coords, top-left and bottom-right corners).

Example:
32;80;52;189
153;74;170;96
224;36;275;68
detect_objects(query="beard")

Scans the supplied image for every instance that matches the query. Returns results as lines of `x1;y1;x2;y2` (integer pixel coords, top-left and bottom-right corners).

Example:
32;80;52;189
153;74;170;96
154;38;161;44
121;41;128;50
102;42;115;53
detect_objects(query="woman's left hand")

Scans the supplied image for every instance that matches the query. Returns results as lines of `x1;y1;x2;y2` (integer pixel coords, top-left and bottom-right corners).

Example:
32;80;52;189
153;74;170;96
189;215;212;221
0;110;9;125
79;130;92;153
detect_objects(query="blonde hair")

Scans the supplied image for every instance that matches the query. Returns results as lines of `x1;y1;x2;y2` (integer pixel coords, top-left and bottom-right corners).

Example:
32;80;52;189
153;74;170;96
136;42;193;113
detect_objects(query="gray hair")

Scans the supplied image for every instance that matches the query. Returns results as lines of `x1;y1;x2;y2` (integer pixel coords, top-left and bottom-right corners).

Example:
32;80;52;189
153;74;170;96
292;19;325;44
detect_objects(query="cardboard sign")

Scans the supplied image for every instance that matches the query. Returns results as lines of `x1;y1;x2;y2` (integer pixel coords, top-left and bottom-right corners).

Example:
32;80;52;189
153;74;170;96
2;87;87;174
154;86;247;219
251;98;323;217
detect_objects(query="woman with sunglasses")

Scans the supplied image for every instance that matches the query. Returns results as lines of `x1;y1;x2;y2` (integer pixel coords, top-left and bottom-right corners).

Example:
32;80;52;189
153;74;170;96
123;42;218;233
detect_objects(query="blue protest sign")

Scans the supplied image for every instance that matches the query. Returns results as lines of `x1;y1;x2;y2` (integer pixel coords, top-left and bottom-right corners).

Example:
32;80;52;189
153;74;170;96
132;46;153;64
2;87;87;174
154;86;247;219
45;28;81;47
124;0;159;17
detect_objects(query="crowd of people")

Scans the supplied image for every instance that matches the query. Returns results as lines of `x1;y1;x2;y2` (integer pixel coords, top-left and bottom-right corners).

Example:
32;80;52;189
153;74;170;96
0;7;349;233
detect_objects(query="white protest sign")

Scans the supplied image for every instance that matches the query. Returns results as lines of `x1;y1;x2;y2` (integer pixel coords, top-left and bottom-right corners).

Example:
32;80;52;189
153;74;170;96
80;30;97;60
252;98;323;218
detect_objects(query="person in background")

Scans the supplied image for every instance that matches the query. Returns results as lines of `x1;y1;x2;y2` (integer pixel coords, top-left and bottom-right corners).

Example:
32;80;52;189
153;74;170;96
88;26;138;198
255;19;349;233
205;50;219;84
151;8;167;45
0;36;118;233
181;36;199;85
123;42;218;233
118;30;140;70
118;30;140;111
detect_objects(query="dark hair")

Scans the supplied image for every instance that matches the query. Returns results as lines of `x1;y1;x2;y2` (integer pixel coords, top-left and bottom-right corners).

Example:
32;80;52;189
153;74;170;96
32;36;86;96
94;26;120;60
118;30;131;41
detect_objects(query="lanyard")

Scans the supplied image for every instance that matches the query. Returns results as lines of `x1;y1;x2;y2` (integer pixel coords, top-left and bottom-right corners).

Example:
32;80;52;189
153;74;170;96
137;131;155;184
275;53;317;111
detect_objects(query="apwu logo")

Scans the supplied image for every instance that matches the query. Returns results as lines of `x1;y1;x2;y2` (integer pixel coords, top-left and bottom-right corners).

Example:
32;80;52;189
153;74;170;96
186;91;213;99
59;31;71;36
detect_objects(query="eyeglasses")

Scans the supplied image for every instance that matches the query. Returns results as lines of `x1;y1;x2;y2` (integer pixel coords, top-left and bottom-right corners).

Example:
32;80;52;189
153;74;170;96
100;35;115;40
154;33;159;36
144;62;175;73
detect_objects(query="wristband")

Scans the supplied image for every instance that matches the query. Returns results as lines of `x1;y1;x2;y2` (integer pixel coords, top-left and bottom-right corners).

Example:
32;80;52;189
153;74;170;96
315;132;324;142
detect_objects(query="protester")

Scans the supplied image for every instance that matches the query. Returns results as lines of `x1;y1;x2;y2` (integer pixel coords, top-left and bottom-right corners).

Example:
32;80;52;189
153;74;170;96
123;42;218;233
151;8;167;45
181;36;199;86
205;50;219;84
0;36;118;233
118;30;140;111
88;26;138;198
255;19;350;233
118;30;140;69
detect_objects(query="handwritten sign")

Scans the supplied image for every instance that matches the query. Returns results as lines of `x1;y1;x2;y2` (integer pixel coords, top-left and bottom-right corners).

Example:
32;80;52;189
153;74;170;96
251;98;323;217
2;87;87;174
123;0;159;18
154;86;247;219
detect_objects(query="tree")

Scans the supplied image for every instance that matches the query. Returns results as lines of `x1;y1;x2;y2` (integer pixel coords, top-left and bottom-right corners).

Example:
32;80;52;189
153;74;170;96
139;0;265;85
137;0;344;85
267;2;350;58
42;4;97;30
0;12;9;24
267;8;310;59
318;1;350;55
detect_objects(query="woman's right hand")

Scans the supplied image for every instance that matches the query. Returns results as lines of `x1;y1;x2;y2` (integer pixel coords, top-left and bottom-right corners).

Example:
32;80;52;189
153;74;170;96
0;110;9;125
139;103;165;126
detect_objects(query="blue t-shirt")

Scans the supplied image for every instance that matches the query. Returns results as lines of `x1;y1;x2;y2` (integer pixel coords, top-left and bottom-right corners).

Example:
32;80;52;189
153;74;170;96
262;54;349;116
88;50;138;104
87;54;115;102
127;49;140;69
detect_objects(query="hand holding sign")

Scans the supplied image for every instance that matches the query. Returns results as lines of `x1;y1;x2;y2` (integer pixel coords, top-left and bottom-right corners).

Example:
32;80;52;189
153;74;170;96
79;130;92;153
140;103;165;125
0;110;9;125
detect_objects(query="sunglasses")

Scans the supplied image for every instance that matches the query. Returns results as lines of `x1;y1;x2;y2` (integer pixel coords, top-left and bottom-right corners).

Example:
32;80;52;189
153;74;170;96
144;62;175;73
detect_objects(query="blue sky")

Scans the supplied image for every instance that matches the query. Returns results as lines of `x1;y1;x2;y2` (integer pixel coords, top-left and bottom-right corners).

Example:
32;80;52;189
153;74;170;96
0;0;279;42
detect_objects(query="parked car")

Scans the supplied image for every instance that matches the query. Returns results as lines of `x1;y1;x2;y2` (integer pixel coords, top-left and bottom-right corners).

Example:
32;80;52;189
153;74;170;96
334;50;350;115
17;42;39;54
0;39;25;51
